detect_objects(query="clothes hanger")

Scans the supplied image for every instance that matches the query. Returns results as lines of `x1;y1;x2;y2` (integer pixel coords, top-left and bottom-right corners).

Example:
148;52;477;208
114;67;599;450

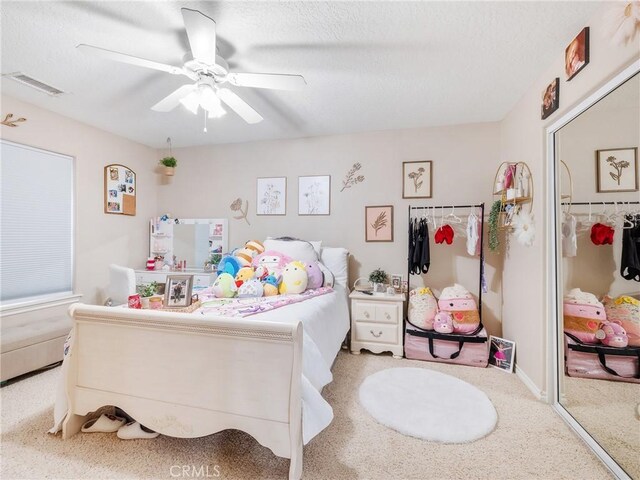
445;206;463;224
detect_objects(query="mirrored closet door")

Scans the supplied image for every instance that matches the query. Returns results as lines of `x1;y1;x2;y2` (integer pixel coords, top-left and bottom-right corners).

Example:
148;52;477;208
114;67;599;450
550;62;639;480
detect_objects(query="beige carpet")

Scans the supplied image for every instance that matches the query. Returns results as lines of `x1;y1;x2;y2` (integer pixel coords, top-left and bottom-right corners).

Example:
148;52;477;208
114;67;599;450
562;375;640;479
1;351;612;480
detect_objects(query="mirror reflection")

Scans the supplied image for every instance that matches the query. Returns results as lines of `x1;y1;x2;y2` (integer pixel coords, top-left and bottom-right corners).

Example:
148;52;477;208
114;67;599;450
173;224;212;269
556;73;639;478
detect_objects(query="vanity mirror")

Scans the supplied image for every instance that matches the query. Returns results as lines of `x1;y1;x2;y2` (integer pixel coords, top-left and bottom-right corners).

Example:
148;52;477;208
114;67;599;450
149;218;228;269
548;61;639;480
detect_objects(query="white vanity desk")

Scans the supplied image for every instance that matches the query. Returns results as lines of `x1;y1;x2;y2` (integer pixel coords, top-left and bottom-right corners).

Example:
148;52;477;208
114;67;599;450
135;269;216;288
138;217;228;289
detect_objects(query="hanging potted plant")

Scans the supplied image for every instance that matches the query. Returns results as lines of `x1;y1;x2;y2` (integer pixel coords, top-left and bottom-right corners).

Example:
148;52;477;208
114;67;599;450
160;156;177;176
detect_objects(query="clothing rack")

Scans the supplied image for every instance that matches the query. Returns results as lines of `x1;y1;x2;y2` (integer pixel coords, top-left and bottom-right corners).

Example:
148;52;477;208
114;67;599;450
407;202;485;321
560;201;640;206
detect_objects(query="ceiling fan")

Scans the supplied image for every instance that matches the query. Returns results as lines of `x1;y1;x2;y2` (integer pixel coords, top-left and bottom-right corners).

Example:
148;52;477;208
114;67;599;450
77;8;306;124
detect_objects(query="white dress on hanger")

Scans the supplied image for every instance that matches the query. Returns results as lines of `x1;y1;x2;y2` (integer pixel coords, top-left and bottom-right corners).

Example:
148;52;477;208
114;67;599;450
562;213;577;257
466;212;480;256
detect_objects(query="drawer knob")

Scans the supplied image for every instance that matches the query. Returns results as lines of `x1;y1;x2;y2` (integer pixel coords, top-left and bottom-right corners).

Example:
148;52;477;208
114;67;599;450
370;330;383;338
385;312;391;319
364;311;370;318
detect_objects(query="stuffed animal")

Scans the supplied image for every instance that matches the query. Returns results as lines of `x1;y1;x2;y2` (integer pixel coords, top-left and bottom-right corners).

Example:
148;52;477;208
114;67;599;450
217;256;241;277
305;261;324;290
563;288;605;344
212;273;238;298
438;284;480;334
434;312;454;334
245;240;265;256
279;261;308;295
238;279;264;298
603;295;640;347
234;248;255;267
262;274;280;296
407;287;438;330
252;250;292;277
596;320;629;348
235;266;255;288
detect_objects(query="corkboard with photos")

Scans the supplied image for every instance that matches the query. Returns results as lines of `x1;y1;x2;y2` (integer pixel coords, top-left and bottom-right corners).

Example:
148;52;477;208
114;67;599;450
104;164;136;215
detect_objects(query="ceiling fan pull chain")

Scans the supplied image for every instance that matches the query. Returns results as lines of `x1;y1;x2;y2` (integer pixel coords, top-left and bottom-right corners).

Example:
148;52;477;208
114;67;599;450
203;109;208;133
166;137;172;156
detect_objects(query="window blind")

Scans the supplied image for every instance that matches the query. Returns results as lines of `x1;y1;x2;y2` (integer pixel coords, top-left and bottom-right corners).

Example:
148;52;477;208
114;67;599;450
1;140;73;303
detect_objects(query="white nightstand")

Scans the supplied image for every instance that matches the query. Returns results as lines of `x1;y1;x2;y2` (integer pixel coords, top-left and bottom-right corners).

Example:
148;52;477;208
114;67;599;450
349;291;406;358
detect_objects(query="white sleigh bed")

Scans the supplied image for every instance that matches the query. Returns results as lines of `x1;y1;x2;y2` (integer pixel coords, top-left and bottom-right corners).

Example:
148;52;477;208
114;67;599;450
52;246;350;480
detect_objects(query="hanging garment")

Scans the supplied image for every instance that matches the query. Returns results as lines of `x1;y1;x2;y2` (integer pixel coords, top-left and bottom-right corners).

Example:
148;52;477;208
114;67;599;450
420;219;431;273
562;213;577;257
590;223;614;246
435;224;454;245
466;213;480;256
621;215;640;282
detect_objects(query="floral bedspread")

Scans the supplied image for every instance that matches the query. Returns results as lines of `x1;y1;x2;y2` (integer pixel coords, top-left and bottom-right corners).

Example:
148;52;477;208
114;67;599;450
195;287;334;317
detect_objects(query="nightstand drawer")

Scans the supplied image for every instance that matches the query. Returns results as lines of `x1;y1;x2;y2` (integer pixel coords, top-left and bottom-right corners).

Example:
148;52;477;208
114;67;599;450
354;322;398;344
353;301;398;324
375;303;399;323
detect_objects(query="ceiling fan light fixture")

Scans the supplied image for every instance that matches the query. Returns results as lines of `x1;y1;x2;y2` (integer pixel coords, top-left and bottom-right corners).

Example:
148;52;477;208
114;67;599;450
207;106;226;119
180;91;200;114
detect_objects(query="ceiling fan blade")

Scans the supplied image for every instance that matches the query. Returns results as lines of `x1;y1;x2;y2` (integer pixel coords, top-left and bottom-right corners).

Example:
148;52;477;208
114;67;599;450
181;8;217;66
151;84;197;112
227;72;306;91
217;88;263;124
77;44;197;80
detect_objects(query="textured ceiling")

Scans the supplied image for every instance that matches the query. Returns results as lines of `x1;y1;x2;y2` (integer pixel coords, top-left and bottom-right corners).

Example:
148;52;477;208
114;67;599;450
1;1;604;148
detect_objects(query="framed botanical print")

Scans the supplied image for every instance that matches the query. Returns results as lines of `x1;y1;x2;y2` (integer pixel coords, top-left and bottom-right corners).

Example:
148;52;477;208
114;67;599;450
596;148;638;193
257;177;286;215
365;205;393;242
298;175;331;215
402;161;432;199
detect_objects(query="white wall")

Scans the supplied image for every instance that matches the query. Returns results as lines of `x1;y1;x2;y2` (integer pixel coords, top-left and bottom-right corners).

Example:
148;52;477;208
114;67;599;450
499;8;640;393
158;123;506;335
0;95;159;304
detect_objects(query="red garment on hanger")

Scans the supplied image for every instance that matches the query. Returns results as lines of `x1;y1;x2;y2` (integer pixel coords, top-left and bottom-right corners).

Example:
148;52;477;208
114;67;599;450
435;225;454;245
590;223;614;245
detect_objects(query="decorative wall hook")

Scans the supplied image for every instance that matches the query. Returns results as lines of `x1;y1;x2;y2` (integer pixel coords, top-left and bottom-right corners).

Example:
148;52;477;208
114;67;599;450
1;113;27;127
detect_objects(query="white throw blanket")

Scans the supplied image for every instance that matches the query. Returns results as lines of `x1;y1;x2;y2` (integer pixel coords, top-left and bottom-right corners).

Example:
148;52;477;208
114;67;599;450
50;286;350;444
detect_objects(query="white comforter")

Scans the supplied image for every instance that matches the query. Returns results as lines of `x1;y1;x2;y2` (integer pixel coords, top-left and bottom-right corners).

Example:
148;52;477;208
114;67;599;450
51;285;350;444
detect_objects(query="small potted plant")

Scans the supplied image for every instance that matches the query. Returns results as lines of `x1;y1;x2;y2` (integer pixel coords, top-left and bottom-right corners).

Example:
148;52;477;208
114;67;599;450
368;268;388;295
137;281;159;309
160;156;177;176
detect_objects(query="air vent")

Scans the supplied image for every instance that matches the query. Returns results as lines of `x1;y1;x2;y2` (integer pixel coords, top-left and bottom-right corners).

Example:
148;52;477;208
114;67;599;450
2;72;64;96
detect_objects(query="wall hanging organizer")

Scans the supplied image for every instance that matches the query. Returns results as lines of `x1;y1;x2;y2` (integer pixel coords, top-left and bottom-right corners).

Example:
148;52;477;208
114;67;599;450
492;162;534;230
104;164;136;215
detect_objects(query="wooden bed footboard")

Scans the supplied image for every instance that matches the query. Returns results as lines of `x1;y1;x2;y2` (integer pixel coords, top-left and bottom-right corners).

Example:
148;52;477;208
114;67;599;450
63;303;303;480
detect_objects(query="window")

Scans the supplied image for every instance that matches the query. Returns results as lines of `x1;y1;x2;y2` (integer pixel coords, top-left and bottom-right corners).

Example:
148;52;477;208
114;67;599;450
1;140;74;303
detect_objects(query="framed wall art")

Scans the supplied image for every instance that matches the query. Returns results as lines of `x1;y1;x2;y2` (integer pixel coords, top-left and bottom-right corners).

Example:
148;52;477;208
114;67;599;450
298;175;331;215
257;177;286;215
489;336;515;373
104;164;136;215
402;161;432;199
365;205;394;242
541;78;560;120
164;275;193;308
596;147;638;193
565;27;589;81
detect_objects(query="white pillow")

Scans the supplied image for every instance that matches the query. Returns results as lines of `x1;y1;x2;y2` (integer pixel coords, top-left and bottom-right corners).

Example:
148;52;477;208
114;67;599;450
320;247;349;288
317;262;335;287
263;237;319;263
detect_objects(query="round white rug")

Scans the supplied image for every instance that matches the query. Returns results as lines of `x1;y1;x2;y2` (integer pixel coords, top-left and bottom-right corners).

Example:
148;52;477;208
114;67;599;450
358;367;497;443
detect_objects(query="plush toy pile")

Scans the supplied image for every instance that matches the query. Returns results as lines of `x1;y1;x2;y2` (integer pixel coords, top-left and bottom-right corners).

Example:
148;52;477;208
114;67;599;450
563;288;634;348
407;283;480;334
210;240;328;299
